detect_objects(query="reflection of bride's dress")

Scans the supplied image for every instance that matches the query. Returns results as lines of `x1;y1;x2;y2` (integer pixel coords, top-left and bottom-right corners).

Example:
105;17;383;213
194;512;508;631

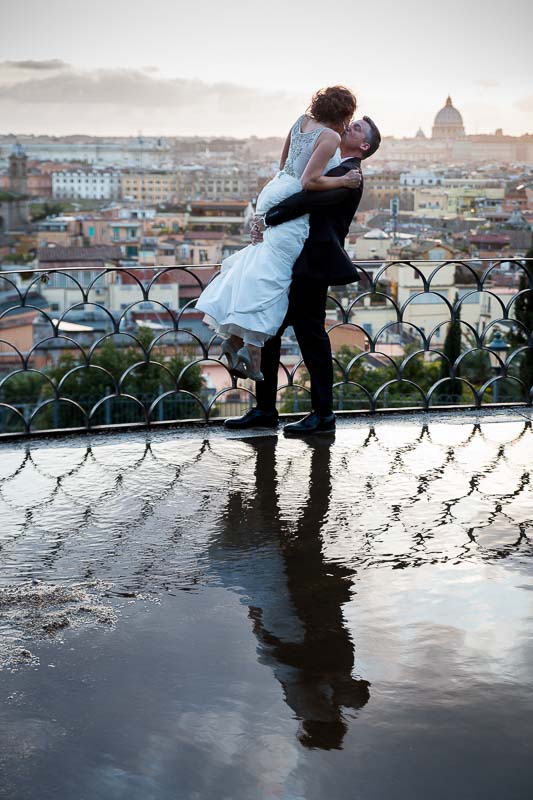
196;116;341;346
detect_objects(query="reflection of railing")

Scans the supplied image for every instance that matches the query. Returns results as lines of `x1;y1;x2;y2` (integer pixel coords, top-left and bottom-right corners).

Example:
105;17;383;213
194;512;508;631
0;418;530;587
0;259;532;437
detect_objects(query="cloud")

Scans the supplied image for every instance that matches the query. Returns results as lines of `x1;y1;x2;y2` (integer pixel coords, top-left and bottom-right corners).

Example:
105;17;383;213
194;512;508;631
0;62;305;136
0;65;297;110
515;95;533;112
3;59;70;71
475;79;499;88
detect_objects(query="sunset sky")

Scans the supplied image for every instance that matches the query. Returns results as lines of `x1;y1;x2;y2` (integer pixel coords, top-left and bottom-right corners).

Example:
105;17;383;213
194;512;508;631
1;0;533;138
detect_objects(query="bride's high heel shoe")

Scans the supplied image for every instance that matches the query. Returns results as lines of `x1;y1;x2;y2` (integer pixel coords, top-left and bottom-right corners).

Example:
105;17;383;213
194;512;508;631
220;339;247;378
236;346;264;382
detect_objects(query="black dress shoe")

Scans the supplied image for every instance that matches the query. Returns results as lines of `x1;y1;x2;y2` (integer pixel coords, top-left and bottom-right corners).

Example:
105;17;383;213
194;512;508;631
224;407;279;430
283;412;336;436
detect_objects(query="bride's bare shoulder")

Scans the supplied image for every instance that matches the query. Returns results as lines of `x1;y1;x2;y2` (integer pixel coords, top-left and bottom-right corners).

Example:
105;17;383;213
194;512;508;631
299;114;317;133
319;128;341;145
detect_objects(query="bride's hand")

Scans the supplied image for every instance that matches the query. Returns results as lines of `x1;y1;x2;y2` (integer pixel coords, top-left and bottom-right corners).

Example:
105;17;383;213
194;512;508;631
342;169;362;189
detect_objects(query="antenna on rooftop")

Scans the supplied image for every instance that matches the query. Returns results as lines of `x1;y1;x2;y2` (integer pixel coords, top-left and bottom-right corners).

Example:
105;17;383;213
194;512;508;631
138;131;145;214
390;196;399;241
138;131;144;171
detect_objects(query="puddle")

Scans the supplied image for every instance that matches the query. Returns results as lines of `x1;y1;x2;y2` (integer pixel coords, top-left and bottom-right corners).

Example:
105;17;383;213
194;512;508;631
1;413;532;799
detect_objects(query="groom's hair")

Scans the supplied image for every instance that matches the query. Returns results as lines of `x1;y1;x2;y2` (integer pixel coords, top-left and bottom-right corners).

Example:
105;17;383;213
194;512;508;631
362;116;381;159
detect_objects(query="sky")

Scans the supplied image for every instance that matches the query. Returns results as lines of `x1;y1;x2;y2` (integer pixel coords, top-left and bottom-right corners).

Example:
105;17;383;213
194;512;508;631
1;0;533;138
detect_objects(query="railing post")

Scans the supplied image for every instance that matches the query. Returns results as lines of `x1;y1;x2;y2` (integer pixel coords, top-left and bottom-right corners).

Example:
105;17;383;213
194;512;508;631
158;385;164;421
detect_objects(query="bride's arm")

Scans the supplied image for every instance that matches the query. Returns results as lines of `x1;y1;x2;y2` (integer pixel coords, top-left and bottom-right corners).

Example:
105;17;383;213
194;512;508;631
301;131;353;191
279;130;292;170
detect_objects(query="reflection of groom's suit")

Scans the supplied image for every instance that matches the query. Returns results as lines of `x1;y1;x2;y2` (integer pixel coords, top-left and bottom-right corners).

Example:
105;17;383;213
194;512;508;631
210;436;369;749
257;159;363;417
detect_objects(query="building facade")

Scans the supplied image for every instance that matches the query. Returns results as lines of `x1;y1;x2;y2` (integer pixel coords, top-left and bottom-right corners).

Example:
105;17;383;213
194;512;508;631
120;172;179;204
52;170;121;200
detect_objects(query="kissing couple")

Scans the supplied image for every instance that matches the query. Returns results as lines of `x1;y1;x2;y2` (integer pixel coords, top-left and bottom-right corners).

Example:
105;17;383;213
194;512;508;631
196;85;381;435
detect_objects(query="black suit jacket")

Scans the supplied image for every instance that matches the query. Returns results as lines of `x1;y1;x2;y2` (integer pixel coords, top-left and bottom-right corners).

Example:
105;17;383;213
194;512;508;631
264;157;362;285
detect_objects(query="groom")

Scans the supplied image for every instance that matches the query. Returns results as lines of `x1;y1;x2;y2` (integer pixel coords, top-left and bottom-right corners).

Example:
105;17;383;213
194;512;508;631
225;116;381;435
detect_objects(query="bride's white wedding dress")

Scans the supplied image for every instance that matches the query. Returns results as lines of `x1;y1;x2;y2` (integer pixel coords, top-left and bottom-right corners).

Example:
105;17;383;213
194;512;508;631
196;116;341;346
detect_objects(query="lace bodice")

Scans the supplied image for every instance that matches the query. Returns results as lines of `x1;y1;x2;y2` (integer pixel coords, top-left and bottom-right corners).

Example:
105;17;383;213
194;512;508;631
282;115;341;179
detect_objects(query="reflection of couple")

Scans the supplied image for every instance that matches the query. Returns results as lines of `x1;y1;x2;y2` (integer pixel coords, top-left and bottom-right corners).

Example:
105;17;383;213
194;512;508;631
196;86;381;436
209;436;370;750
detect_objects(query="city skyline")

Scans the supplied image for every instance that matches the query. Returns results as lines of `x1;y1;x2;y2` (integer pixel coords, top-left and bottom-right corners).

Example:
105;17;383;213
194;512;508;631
1;0;533;138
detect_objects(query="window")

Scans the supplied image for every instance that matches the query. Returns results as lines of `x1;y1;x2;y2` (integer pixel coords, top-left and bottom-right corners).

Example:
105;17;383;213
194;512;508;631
409;291;447;305
457;289;480;305
48;273;69;288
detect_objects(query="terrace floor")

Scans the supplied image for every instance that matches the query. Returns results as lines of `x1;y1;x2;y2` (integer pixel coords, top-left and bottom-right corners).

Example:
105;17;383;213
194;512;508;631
1;408;533;800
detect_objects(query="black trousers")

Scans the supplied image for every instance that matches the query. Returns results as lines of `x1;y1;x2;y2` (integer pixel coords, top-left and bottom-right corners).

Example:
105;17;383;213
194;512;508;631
256;277;333;416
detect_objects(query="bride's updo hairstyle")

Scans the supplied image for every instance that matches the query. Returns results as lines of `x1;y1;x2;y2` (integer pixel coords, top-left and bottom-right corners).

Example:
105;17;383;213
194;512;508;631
308;86;357;132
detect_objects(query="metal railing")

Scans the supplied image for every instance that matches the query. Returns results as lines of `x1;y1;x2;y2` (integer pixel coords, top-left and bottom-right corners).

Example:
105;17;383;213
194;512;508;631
0;258;532;437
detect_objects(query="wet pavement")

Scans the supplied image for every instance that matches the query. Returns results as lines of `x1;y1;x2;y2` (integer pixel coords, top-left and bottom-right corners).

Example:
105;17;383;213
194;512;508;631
1;408;532;800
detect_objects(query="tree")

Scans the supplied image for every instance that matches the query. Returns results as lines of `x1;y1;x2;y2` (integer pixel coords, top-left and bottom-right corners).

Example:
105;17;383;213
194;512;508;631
30;202;66;222
459;333;492;388
509;237;533;398
1;327;206;432
279;341;443;413
439;291;462;402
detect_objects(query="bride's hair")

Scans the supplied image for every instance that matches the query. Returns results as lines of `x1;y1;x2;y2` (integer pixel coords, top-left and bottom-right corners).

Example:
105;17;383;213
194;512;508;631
308;86;357;128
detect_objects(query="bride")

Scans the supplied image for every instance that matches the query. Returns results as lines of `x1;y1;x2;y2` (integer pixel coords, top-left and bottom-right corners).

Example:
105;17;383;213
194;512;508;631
195;85;361;380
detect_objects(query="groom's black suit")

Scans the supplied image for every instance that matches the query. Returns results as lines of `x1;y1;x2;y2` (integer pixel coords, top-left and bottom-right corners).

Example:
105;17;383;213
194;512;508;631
256;156;363;416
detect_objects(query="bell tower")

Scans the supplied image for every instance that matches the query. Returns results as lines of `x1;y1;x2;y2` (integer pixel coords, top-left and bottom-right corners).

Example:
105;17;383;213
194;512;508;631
9;143;28;195
3;142;30;230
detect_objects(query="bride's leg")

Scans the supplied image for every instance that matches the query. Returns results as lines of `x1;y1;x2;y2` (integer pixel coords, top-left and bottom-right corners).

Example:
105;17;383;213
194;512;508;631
228;334;243;349
236;340;264;381
245;344;262;374
220;334;244;370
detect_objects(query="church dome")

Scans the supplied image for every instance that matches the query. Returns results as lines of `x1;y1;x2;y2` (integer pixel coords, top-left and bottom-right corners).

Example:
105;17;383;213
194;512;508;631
434;96;463;126
432;96;465;140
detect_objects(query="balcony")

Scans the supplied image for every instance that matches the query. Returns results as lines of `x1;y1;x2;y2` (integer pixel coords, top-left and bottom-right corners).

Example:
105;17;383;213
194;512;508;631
0;407;532;798
0;258;531;437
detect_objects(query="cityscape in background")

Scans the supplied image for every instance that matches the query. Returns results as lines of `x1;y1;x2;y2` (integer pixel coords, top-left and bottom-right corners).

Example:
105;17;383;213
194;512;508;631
1;95;532;420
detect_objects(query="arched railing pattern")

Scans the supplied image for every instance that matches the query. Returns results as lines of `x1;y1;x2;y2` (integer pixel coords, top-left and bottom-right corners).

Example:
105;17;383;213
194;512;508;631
0;258;531;436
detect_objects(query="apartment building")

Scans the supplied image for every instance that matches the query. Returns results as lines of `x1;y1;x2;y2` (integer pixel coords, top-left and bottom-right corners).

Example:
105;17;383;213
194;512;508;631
176;166;258;202
52;170;121;200
36;216;83;247
187;200;254;234
120;172;178;204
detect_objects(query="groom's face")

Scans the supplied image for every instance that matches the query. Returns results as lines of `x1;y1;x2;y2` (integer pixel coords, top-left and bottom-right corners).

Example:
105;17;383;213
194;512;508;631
342;119;371;153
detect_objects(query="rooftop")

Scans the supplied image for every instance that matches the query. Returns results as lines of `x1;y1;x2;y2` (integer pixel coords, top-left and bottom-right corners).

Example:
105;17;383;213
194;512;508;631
37;245;123;262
